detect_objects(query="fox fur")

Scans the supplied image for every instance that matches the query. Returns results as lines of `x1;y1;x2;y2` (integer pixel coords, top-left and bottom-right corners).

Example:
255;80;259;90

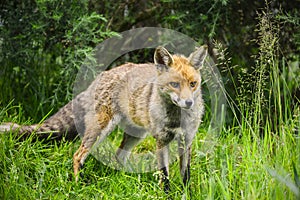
0;46;208;192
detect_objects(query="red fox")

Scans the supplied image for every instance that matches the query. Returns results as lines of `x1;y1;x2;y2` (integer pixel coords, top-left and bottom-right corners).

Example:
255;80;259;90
0;45;208;192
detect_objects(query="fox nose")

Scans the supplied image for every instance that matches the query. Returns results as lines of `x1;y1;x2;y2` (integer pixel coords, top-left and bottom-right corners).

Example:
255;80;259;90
185;99;194;108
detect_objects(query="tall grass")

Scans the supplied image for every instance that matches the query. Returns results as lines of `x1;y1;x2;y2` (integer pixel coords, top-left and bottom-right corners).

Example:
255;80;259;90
0;11;299;200
0;113;298;199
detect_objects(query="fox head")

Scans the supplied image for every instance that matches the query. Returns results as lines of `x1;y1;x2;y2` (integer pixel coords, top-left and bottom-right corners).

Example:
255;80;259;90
154;46;208;109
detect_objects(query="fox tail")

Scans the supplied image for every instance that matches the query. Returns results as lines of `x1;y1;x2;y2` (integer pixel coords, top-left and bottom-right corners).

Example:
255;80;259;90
0;101;78;141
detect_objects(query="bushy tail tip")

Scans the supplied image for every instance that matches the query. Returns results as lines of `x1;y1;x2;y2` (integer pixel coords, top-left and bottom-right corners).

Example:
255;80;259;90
0;122;21;133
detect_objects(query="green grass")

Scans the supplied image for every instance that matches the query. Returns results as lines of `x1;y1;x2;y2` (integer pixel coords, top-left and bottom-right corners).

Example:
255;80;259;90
0;111;299;199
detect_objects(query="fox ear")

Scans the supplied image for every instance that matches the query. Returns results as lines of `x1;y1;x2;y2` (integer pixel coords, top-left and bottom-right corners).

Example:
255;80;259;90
188;45;208;70
154;46;174;67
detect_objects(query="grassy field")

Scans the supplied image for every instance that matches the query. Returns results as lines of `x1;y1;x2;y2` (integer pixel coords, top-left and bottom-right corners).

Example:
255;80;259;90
0;104;299;199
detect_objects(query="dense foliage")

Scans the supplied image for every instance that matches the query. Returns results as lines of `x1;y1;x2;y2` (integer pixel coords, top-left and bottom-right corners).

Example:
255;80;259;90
0;0;115;118
1;0;299;123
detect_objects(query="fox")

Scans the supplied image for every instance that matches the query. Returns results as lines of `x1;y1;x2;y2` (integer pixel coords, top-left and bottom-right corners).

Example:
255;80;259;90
0;45;208;192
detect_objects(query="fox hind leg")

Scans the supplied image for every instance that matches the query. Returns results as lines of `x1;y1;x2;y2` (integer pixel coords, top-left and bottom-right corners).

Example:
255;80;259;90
73;144;89;182
116;126;146;170
73;110;121;181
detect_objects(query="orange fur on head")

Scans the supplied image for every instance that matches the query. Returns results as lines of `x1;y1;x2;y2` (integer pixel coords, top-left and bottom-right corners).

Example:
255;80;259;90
170;56;199;82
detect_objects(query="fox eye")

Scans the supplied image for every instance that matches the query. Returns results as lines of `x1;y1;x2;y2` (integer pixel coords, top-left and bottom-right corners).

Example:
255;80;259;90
190;81;197;88
169;82;180;88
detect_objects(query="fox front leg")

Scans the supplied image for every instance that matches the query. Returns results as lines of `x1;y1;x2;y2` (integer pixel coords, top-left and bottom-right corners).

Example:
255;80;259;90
178;144;192;186
156;141;170;193
177;132;194;186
